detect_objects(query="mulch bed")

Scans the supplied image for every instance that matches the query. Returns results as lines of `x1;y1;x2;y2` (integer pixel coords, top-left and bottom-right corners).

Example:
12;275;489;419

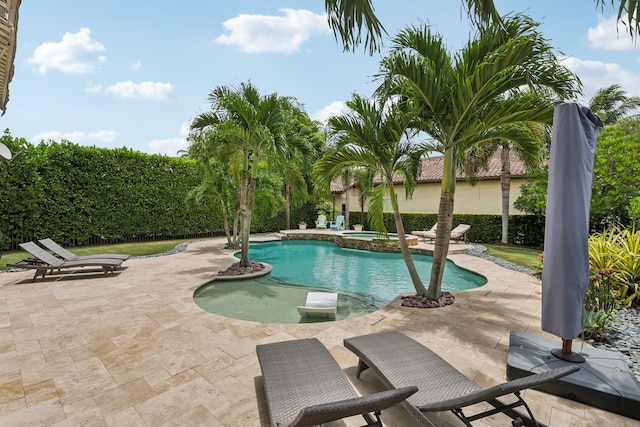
217;261;266;277
401;291;455;308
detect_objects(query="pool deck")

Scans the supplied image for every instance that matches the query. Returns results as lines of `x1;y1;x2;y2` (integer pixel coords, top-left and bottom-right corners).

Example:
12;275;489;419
0;235;638;426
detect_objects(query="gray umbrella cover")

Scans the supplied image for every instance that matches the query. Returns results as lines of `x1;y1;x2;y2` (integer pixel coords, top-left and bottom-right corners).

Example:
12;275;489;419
541;101;602;340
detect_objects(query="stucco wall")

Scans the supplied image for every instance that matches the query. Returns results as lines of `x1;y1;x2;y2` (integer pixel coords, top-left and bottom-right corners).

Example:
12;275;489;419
335;178;527;215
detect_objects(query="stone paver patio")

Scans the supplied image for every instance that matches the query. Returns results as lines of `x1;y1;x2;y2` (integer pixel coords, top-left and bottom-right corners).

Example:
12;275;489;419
0;236;638;426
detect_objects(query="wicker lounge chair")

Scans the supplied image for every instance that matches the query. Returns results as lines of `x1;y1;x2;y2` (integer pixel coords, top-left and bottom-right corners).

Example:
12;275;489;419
411;224;437;242
450;223;471;243
344;331;579;427
39;238;130;261
8;242;124;282
256;337;417;427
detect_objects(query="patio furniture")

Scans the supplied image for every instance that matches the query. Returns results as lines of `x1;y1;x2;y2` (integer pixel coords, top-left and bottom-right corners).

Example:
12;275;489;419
9;241;124;282
297;291;338;319
38;238;130;261
329;215;345;230
411;224;437;242
315;214;327;229
344;331;580;427
256;337;417;427
450;223;471;243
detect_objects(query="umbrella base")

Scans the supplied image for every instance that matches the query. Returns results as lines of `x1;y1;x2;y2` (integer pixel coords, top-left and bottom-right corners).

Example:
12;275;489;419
507;331;640;421
550;348;586;363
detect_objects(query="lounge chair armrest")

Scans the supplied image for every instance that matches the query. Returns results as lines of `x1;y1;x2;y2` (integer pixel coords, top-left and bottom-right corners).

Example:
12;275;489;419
284;386;418;427
417;366;579;412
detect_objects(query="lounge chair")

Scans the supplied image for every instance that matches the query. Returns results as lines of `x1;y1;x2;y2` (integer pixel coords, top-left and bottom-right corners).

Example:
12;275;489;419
8;242;124;282
450;223;471;243
315;214;327;229
344;331;579;427
297;291;337;319
38;238;130;261
329;215;345;230
256;337;417;427
411;224;437;242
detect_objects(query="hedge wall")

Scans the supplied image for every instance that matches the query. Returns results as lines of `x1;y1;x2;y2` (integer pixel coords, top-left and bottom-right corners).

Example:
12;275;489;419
0;141;221;250
351;211;545;247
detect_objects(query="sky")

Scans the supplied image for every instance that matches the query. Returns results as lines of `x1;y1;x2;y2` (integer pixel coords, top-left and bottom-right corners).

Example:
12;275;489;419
1;1;638;157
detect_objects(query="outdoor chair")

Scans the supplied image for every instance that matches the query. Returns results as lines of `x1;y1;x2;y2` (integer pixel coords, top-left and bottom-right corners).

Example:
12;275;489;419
411;224;437;242
297;291;337;319
315;214;327;229
256;337;417;427
344;331;579;427
329;215;345;230
8;241;124;282
38;238;130;261
450;223;471;243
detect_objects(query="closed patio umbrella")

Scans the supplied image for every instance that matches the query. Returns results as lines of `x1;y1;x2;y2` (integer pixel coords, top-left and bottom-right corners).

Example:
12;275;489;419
541;100;602;362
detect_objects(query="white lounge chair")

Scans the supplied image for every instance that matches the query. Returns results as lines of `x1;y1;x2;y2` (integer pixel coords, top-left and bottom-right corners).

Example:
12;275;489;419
297;291;338;319
315;214;327;229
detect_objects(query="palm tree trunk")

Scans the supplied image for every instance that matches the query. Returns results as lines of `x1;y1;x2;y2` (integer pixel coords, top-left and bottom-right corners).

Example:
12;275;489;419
239;168;251;267
427;148;456;300
390;188;427;295
285;183;291;230
501;143;511;244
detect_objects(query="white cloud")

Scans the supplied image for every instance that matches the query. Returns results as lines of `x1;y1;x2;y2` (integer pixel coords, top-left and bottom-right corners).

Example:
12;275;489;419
32;129;119;144
148;121;191;156
129;60;142;71
561;57;640;100
84;81;102;93
311;101;349;124
216;8;330;54
587;14;635;50
27;28;106;74
104;81;175;101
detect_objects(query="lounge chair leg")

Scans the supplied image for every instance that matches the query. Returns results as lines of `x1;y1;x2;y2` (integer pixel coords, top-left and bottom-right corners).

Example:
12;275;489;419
355;359;369;379
362;410;382;426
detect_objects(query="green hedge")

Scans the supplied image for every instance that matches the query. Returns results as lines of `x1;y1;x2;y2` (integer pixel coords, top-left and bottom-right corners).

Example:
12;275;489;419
350;212;545;247
0;140;220;250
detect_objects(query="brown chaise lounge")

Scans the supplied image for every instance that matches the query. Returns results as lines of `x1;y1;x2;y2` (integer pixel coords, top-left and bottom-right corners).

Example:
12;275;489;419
256;337;417;427
344;331;579;427
8;241;124;282
38;238;130;261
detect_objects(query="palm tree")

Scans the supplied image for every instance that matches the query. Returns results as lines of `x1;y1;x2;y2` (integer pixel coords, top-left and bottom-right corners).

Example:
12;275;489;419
352;166;376;226
191;82;285;267
377;16;579;300
325;1;640;54
315;93;429;295
589;84;640;125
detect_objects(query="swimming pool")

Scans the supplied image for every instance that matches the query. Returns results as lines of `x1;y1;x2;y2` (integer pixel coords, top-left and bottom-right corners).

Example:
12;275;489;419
194;239;486;323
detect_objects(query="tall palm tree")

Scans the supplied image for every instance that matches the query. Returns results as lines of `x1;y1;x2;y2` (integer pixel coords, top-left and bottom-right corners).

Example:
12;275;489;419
589;84;640;125
377;16;579;300
315;93;429;295
325;0;640;54
191;82;285;267
352;166;376;226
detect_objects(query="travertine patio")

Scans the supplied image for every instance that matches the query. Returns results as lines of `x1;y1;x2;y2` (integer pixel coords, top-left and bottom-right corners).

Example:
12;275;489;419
0;237;637;426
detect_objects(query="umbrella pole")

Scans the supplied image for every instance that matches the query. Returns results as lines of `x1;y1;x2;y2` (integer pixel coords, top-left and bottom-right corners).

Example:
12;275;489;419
551;339;585;363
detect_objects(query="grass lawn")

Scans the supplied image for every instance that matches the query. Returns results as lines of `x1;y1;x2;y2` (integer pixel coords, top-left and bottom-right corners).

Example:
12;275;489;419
1;238;197;270
483;243;542;271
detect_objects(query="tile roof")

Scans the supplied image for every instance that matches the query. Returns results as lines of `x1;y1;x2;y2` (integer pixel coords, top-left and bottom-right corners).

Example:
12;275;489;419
331;151;528;193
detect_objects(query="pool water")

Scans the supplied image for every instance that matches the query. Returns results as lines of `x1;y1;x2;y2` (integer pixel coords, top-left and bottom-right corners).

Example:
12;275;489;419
193;240;486;323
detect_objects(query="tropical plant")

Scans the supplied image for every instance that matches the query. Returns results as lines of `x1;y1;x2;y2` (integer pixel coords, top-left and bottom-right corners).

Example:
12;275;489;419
376;16;579;300
352;166;376;226
190;82;289;267
315;93;429;295
589;84;640;126
324;0;640;55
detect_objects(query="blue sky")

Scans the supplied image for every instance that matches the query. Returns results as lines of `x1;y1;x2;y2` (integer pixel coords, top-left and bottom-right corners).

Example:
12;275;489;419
2;1;637;156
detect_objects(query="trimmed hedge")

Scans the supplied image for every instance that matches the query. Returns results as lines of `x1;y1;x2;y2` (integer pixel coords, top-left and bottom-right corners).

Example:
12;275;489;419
350;211;545;247
0;140;220;250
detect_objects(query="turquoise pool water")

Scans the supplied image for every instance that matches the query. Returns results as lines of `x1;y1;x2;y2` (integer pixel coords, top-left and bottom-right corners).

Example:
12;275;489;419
194;240;487;323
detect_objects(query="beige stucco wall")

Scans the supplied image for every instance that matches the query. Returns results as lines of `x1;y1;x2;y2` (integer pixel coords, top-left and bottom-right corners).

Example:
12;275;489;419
334;178;527;215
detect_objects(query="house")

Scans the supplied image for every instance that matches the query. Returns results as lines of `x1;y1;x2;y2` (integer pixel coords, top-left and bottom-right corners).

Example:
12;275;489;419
330;152;530;216
0;0;21;114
